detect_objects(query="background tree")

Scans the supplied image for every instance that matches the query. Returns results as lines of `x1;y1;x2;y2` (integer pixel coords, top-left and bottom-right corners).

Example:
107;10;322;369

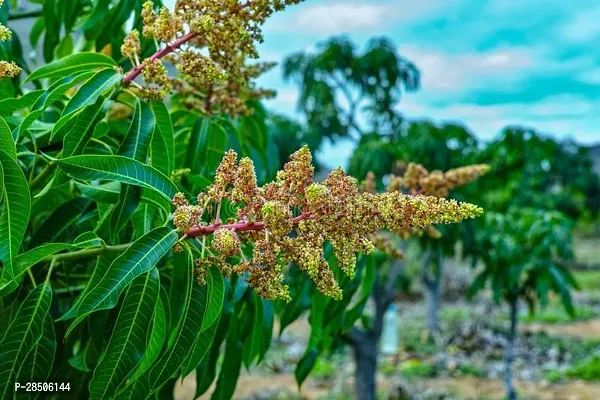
470;209;578;400
478;127;600;222
282;36;420;157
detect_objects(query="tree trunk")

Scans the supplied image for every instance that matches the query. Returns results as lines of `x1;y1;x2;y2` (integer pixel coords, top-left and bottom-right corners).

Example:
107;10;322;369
423;251;442;336
504;298;519;400
353;337;378;400
425;278;441;336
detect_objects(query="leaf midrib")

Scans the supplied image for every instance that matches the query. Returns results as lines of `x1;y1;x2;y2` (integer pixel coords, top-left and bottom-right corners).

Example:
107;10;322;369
0;284;49;398
96;271;153;399
78;230;174;312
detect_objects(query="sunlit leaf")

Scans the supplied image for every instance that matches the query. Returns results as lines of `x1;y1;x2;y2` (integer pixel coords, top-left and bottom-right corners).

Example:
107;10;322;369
56;155;178;202
0;283;52;399
0;149;31;275
89;268;160;400
26;52;117;82
62;68;121;117
63;227;178;335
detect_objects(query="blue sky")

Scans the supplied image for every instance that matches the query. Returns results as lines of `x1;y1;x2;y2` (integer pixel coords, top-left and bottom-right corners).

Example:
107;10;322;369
253;0;600;168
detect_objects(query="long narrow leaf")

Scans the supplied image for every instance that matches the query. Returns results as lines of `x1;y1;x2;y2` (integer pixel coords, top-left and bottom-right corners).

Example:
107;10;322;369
89;268;160;400
56;155;178;202
0;283;52;399
0;149;31;274
63;227;178;335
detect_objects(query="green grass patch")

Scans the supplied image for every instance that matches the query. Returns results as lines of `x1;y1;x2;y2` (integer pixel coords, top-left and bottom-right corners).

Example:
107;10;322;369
312;358;337;380
567;356;600;381
521;303;596;324
574;270;600;291
454;362;485;378
399;359;437;378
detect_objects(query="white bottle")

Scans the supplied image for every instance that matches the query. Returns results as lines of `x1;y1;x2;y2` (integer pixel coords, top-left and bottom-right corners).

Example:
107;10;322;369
380;304;399;355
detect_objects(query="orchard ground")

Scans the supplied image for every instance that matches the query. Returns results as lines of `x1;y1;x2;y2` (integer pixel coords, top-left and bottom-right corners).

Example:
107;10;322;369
175;232;600;400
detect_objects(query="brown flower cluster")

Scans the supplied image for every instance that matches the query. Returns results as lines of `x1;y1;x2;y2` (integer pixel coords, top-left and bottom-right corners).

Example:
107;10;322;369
362;162;489;243
122;0;302;113
173;61;277;116
388;162;490;198
0;1;21;80
173;147;484;302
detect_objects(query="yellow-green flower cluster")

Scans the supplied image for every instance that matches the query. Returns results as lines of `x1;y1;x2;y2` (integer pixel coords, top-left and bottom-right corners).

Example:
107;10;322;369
367;161;489;241
0;25;10;41
176;146;484;302
121;29;141;59
0;61;20;79
0;12;20;79
212;228;240;258
124;0;302;108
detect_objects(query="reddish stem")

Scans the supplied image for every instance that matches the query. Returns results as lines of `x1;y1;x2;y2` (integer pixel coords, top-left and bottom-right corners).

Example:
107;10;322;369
185;214;310;238
122;31;198;85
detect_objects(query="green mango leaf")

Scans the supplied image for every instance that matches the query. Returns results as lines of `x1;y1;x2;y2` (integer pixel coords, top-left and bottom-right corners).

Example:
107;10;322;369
109;184;142;241
56;155;179;202
131;203;157;236
26;52;117;82
186;118;210;175
195;310;231;398
17;312;56;383
242;292;263;369
62;68;122;117
119;99;154;162
204;122;228;174
129;295;167;381
259;300;274;363
201;266;225;331
73;231;104;248
89;268;160;400
295;347;319;388
76;181;121;203
0;116;16;161
0;243;72;296
150;101;175;175
59;255;115;322
63;96;107;157
0;283;52;399
124;276;209;398
166;247;193;348
0;164;3;210
0;90;45;115
211;303;243;400
180;267;224;377
180;312;219;378
29;198;92;248
63;227;178;335
16;74;95;140
0;149;31;274
108;99;154;240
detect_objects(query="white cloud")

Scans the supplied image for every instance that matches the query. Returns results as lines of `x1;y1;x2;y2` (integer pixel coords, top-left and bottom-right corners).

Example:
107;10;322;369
401;94;600;142
577;68;600;85
559;6;600;42
267;0;455;35
399;46;535;93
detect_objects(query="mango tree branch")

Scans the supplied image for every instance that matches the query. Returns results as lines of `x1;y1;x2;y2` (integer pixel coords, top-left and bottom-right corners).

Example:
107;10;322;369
184;213;311;238
122;31;198;85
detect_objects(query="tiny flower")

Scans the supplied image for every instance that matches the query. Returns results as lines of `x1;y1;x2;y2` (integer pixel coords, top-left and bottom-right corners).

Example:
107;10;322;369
212;228;240;258
0;61;20;79
121;29;141;59
0;25;11;42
